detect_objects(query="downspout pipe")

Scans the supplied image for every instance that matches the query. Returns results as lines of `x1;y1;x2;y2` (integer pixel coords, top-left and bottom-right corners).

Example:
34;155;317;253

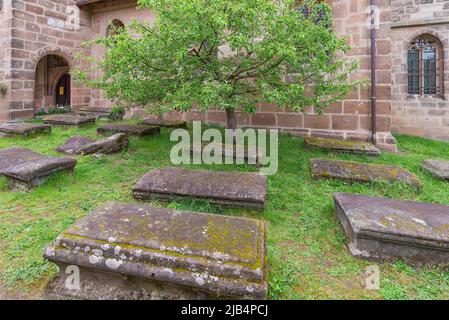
370;0;377;145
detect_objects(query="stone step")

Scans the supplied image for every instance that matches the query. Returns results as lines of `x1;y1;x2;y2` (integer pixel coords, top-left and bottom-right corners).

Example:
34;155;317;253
305;137;381;156
334;193;449;265
97;124;160;137
139;118;187;129
43;114;96;127
0;147;76;191
133;167;267;208
78;106;113;120
310;158;421;189
421;160;449;180
56;134;129;155
43;202;267;300
0;123;51;138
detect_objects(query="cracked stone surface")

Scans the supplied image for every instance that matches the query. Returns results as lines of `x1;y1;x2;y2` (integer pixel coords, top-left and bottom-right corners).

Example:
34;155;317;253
421;160;449;180
0;148;76;191
97;124;161;137
0;123;51;138
43;202;267;299
334;192;449;265
56;134;129;155
305;137;381;156
140;118;187;128
133;167;267;208
310;158;421;189
43;114;96;126
187;142;264;167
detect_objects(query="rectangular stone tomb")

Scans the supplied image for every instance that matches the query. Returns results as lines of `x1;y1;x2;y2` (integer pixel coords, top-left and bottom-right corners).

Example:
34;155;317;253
0;123;51;138
0;148;76;191
310;158;421;189
43;114;96;126
186;143;264;167
97;124;161;137
334;192;449;265
133;167;267;208
421;160;449;180
304;137;381;156
56;134;129;155
139;118;187;129
43;202;267;300
77;106;114;120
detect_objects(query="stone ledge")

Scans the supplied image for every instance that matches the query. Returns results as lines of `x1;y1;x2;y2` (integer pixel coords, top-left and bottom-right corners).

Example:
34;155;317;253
56;134;129;155
304;137;381;156
97;124;161;137
43;202;267;299
43;114;96;127
0;123;51;138
334;193;449;266
139;118;187;129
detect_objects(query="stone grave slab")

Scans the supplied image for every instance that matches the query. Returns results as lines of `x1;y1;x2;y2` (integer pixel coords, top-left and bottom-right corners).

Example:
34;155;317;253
78;106;114;120
0;148;76;191
43;202;267;300
0;123;51;138
310;159;421;189
133;167;266;208
334;192;449;265
140;118;187;129
186;142;264;167
97;124;160;137
421;160;449;180
304;137;381;156
43;114;96;126
56;134;129;155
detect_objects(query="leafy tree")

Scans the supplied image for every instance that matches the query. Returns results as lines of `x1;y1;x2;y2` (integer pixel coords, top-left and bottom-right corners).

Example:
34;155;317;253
76;0;359;129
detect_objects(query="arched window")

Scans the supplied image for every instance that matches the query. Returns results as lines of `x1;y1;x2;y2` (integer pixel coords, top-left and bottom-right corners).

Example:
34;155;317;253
106;19;125;37
407;35;443;96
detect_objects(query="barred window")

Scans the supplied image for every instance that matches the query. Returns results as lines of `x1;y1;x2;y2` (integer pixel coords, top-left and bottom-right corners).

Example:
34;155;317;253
407;36;442;96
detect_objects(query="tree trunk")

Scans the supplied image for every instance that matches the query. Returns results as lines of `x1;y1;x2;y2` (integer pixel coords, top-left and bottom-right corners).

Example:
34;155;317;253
225;108;237;130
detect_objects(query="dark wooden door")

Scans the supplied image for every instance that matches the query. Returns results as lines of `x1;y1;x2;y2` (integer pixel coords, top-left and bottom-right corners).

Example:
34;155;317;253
55;73;71;106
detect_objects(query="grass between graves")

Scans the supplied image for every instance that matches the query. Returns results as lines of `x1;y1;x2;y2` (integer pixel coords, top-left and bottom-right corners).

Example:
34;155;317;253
0;120;448;300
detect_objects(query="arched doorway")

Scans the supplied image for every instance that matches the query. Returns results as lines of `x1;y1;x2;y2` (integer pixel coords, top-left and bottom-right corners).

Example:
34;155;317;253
34;54;71;111
55;73;71;106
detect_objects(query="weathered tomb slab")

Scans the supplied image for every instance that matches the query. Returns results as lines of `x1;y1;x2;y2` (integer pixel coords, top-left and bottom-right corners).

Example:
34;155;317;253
78;106;115;120
186;143;265;167
43;114;96;126
97;124;160;137
43;202;267;300
304;137;381;156
310;159;421;189
133;167;266;208
0;148;76;191
140;118;187;129
421;160;449;180
334;192;449;265
56;134;129;155
0;123;52;138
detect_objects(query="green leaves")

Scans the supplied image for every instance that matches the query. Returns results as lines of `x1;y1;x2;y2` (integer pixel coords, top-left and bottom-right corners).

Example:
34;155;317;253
76;0;359;124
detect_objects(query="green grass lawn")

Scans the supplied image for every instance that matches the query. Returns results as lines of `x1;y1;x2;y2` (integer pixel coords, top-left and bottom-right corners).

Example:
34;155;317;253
0;121;448;300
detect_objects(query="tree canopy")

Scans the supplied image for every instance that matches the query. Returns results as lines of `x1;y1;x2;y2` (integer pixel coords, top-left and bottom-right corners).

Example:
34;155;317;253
75;0;359;129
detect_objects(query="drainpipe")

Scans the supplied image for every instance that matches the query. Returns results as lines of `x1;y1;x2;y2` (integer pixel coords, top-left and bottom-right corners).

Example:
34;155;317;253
370;0;377;145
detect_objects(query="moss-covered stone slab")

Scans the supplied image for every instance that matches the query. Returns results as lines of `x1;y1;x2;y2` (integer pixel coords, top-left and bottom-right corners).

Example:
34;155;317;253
0;123;51;138
421;160;449;180
310;159;421;189
133;167;266;208
78;106;114;120
304;137;381;156
334;193;449;265
43;202;267;300
43;114;96;126
187;143;264;167
0;148;76;191
140;118;187;129
56;134;129;155
97;124;160;137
